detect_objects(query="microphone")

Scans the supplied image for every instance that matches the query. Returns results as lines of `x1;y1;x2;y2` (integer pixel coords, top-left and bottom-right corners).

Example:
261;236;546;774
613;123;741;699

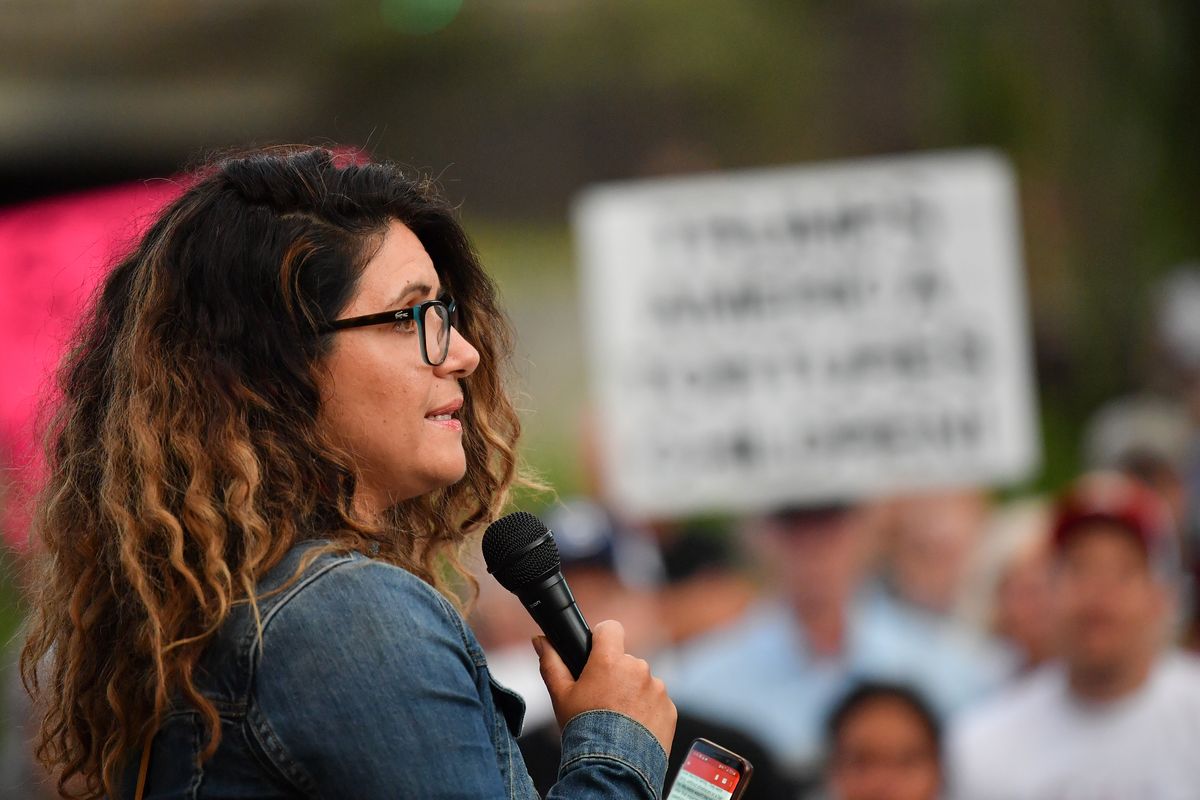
483;511;593;679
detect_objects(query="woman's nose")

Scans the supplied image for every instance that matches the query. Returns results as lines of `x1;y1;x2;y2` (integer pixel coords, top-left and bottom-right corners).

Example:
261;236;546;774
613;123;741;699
437;327;480;378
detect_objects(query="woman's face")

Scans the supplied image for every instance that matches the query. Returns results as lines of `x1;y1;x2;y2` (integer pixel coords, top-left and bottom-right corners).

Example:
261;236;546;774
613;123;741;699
318;220;480;514
829;698;941;800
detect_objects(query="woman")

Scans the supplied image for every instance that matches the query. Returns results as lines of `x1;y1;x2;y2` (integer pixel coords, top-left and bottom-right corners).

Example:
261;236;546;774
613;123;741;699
824;682;942;800
21;146;675;799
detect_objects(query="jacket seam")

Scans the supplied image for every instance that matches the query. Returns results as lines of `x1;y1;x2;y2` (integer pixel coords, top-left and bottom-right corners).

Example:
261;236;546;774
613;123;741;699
566;709;668;763
186;712;204;799
558;750;660;799
237;553;356;796
397;565;487;668
504;717;516;800
560;710;667;799
329;556;486;670
244;703;319;797
240;554;357;677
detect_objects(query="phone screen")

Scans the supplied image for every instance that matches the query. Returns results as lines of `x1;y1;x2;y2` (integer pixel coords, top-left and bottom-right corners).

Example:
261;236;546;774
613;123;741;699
666;744;743;800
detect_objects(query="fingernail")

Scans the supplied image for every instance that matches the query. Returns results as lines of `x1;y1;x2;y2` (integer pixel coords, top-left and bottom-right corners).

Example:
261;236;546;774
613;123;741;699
531;636;545;657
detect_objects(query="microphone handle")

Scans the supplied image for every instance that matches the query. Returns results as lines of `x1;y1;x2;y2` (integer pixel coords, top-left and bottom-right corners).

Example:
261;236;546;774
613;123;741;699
520;572;593;679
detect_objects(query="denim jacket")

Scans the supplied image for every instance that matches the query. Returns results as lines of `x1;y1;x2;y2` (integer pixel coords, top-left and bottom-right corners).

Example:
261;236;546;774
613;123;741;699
120;540;668;798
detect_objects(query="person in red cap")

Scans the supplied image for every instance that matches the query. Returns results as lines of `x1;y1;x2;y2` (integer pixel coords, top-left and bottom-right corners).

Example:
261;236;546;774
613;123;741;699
948;472;1200;799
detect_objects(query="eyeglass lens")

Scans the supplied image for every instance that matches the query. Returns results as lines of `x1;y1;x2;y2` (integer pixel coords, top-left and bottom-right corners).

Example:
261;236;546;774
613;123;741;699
423;302;452;365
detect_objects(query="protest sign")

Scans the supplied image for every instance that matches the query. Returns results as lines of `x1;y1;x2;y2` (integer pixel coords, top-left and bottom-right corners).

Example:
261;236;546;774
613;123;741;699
574;150;1038;516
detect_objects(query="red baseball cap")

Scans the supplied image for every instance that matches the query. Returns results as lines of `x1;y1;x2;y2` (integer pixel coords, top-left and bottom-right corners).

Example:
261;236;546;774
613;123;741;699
1051;471;1179;576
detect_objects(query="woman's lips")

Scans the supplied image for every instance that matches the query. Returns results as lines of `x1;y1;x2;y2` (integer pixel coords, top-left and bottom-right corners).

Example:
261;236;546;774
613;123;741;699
426;399;464;431
425;414;462;432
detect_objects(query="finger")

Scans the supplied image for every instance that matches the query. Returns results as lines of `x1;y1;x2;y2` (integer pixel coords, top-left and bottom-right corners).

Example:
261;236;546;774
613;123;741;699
533;635;574;697
589;619;626;661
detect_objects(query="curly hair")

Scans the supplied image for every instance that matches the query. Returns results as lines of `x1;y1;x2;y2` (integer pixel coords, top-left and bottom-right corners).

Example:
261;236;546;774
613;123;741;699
20;146;528;798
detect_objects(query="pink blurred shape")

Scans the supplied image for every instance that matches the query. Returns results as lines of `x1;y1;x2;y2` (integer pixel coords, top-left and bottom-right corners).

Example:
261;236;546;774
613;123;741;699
0;180;182;548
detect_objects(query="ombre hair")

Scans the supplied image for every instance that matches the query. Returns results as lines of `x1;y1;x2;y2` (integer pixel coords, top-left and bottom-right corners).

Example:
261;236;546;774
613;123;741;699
21;146;527;798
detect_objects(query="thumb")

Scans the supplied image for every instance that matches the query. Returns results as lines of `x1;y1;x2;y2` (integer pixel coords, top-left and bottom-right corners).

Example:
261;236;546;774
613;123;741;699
533;635;575;697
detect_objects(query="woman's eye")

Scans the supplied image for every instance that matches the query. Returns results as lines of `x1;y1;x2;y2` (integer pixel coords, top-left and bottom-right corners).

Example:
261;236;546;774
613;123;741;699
393;317;418;333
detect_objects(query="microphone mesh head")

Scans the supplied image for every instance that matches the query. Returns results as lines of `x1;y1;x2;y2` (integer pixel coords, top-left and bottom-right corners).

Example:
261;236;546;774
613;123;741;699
483;511;561;592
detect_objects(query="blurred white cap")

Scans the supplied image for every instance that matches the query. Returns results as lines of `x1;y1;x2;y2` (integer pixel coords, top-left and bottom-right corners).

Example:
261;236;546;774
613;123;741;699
1155;264;1200;372
1082;394;1193;472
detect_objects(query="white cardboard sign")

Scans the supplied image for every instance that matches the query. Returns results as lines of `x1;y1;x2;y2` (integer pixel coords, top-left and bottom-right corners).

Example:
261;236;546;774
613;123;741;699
574;150;1039;517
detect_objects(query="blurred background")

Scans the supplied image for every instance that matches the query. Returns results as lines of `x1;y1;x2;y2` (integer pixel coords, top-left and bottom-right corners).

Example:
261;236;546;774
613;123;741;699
2;1;1199;798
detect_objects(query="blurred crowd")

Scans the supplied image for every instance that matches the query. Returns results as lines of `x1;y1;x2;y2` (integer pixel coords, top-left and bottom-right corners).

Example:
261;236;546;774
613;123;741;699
473;268;1200;800
7;264;1200;799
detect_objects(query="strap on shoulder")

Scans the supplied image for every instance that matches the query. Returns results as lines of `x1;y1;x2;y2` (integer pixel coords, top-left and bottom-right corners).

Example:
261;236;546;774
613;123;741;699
133;731;153;800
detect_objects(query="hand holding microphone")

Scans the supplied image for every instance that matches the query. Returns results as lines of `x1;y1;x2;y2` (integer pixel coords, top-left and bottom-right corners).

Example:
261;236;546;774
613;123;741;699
483;511;677;755
534;619;677;755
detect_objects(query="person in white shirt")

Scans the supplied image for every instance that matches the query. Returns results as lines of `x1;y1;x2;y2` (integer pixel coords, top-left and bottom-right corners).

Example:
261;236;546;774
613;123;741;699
949;472;1200;800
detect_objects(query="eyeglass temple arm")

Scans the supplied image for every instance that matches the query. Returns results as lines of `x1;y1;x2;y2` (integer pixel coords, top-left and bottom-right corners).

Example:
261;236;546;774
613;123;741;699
320;307;415;332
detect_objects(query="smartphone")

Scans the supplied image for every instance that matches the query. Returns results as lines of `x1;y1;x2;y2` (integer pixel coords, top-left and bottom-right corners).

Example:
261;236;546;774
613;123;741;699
665;737;753;800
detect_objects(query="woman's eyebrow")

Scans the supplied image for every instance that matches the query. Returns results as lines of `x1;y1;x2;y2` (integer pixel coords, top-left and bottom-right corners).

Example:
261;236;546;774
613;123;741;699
386;282;436;308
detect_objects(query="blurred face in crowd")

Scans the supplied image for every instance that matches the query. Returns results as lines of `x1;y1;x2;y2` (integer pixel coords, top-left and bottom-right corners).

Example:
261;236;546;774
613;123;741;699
887;489;989;615
1052;522;1167;694
759;507;873;615
828;697;941;800
994;539;1055;668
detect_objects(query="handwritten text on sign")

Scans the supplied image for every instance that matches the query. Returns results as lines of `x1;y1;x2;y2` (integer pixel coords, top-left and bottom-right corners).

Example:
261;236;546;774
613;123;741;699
574;151;1039;516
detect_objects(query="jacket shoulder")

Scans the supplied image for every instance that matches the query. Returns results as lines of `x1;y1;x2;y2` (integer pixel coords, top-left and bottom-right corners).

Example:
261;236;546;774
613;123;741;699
199;543;477;703
254;547;473;658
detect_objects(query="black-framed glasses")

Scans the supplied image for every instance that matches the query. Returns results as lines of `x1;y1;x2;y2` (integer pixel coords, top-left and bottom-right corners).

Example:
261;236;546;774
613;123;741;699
319;297;459;366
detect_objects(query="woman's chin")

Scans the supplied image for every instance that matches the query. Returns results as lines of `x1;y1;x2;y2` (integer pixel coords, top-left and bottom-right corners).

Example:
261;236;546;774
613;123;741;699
423;457;469;492
366;457;470;508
